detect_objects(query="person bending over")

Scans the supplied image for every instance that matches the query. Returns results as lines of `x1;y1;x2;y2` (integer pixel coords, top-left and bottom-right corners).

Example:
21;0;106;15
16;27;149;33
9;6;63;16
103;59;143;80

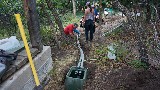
64;23;80;37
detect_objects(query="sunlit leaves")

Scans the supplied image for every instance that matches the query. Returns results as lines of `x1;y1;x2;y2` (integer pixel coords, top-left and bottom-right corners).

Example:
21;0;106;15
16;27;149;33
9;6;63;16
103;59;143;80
0;0;23;14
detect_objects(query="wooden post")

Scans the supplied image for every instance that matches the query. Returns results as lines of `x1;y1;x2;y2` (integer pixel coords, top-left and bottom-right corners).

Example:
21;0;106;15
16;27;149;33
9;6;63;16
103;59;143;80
23;0;43;52
72;0;76;17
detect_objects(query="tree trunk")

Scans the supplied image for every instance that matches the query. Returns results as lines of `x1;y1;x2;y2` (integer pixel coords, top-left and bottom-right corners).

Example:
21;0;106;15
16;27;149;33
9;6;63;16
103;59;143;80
72;0;76;17
99;0;103;25
154;0;160;21
45;0;64;36
146;0;151;23
158;6;160;20
23;0;43;51
154;0;160;35
136;21;149;64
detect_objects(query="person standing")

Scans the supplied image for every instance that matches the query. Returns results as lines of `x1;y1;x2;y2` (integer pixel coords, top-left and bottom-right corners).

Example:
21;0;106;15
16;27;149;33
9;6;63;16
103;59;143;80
92;5;98;23
91;5;98;33
83;2;95;42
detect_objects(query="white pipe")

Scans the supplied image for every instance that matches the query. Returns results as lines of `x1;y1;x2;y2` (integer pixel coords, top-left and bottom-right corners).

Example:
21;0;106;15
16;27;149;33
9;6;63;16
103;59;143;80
76;34;84;68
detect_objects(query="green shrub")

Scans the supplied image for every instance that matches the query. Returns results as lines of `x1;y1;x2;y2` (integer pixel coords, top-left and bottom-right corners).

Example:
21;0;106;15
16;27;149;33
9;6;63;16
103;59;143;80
128;60;148;69
114;43;128;62
105;26;123;37
62;12;82;27
40;25;54;43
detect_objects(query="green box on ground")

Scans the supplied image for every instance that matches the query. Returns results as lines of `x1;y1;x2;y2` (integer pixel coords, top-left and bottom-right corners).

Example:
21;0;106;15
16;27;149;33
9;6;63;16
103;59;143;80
65;66;88;90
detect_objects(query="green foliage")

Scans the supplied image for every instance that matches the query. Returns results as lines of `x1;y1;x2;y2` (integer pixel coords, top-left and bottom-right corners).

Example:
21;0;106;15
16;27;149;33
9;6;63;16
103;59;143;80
105;26;124;37
0;0;23;14
128;60;148;69
40;12;82;44
95;45;109;66
95;42;128;66
62;12;82;27
114;43;128;62
0;0;25;39
40;26;54;43
95;45;108;56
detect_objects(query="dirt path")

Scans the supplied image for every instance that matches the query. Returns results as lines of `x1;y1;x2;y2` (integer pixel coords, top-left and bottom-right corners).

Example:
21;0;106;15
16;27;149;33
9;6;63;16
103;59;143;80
44;15;160;90
82;15;160;90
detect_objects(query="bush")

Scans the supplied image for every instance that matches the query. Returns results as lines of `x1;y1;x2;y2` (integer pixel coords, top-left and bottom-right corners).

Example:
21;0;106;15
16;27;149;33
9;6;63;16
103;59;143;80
62;12;82;27
114;43;128;62
128;60;148;69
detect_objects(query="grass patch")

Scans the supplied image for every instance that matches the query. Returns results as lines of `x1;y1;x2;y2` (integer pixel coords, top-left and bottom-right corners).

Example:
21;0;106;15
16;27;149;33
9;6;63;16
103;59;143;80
128;60;148;69
114;42;128;62
105;26;124;37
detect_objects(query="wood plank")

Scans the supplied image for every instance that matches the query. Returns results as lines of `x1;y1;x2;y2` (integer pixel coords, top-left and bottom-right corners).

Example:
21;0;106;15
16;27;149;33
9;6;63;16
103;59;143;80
18;48;39;57
14;48;39;69
14;56;28;70
1;65;16;81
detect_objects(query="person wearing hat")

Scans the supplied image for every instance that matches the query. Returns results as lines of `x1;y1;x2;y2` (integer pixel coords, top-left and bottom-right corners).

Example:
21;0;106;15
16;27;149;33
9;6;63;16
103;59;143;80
83;2;95;42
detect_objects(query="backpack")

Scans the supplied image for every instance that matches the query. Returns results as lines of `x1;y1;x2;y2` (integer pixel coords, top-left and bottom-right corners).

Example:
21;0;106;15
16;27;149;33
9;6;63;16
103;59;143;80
0;49;17;79
0;63;7;79
0;49;17;67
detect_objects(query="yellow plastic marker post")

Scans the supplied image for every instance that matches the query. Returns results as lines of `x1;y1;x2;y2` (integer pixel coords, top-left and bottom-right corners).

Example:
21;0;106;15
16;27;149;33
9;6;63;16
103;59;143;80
14;14;40;86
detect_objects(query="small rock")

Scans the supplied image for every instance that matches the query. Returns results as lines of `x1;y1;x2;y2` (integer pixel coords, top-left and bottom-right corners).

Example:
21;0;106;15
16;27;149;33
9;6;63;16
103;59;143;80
95;43;99;47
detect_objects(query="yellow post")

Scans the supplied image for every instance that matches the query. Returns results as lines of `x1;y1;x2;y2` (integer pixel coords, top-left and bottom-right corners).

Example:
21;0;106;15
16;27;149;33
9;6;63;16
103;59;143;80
14;14;40;86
